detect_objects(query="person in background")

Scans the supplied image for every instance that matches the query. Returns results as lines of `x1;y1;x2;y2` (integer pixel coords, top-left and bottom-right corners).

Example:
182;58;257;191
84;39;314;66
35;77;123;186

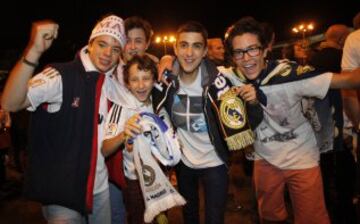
207;38;225;66
123;16;159;64
261;22;276;60
1;14;126;223
309;24;357;224
353;11;360;30
0;84;11;190
341;10;360;218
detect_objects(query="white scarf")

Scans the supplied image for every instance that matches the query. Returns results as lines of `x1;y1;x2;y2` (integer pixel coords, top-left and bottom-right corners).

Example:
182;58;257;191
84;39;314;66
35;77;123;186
133;112;185;222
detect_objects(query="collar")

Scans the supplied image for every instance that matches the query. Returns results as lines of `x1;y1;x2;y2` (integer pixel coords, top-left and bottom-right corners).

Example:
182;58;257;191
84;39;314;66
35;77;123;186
79;46;116;76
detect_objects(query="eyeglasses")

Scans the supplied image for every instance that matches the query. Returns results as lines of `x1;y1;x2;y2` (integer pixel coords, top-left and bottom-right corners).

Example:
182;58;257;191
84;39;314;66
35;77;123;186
232;46;262;59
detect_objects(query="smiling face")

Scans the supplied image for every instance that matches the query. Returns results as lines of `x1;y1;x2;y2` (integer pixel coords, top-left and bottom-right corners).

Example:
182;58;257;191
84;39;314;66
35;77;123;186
124;28;150;62
126;63;155;105
88;35;122;73
231;33;267;80
174;32;208;78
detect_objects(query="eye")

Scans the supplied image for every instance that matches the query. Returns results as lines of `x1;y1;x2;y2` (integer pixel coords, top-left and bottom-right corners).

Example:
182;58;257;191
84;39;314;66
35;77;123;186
112;47;121;54
193;43;204;49
98;42;106;48
179;42;188;49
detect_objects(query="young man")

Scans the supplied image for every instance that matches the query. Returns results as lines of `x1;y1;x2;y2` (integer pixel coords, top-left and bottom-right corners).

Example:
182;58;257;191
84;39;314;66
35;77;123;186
152;21;263;224
223;17;360;224
1;15;126;223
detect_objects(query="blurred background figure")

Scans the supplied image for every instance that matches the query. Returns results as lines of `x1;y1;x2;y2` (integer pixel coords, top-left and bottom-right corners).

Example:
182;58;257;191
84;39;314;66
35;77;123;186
309;24;357;224
353;11;360;30
341;10;360;222
207;38;225;66
262;22;277;60
0;80;12;190
281;39;311;65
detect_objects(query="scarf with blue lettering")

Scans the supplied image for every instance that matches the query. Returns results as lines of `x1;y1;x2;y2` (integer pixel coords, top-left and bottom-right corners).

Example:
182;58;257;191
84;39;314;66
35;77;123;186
132;112;185;222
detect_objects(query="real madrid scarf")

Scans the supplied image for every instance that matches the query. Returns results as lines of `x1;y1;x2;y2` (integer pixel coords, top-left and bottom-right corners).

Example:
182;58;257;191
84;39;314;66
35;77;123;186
208;74;255;150
132;112;185;223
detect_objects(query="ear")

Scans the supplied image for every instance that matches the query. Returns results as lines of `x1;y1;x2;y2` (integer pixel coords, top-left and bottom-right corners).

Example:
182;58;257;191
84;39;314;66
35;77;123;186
173;42;178;56
145;40;151;51
202;46;208;58
262;47;269;58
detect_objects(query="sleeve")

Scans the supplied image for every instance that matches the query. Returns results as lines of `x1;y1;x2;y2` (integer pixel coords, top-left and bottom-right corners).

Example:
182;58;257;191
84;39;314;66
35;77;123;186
297;72;333;99
104;104;127;140
341;32;360;71
27;66;62;112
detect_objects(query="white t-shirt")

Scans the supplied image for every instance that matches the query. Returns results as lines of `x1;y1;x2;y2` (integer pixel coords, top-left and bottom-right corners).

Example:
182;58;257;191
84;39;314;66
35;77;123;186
26;46;114;194
174;68;223;168
254;72;333;169
342;29;360;71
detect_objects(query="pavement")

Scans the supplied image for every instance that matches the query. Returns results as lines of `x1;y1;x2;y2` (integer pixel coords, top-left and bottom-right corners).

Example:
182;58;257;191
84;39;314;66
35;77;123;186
0;151;258;224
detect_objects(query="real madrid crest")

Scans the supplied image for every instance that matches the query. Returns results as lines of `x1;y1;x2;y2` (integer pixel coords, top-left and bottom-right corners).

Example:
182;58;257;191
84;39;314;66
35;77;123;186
220;89;246;130
106;123;118;137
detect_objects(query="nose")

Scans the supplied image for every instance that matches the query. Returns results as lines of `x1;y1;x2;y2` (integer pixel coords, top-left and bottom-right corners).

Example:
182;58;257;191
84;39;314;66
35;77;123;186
242;51;252;60
104;47;112;56
138;80;145;89
129;40;136;50
185;46;193;56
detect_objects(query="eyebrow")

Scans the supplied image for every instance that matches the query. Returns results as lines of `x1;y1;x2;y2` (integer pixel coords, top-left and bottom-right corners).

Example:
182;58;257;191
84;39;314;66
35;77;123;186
233;44;260;50
178;41;204;46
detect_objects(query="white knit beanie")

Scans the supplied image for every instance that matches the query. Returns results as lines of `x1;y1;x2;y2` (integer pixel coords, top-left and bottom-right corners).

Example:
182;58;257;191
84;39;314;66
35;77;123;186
89;15;126;48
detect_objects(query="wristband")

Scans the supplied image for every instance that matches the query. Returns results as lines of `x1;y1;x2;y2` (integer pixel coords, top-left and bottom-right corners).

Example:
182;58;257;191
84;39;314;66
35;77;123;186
22;57;38;67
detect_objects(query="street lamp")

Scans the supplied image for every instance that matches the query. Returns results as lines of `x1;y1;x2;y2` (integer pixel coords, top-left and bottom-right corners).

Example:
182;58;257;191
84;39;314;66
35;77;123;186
291;22;314;65
155;34;176;55
292;23;314;47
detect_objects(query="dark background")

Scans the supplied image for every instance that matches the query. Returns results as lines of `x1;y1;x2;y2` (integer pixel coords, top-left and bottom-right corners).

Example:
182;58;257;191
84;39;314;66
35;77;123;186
0;0;358;68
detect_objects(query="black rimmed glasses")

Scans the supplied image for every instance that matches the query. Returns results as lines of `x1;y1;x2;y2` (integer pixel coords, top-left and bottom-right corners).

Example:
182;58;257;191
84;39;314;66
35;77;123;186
232;46;262;59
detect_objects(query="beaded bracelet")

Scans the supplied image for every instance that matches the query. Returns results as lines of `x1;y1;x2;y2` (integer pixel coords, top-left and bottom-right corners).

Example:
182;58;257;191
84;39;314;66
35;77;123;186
22;57;38;67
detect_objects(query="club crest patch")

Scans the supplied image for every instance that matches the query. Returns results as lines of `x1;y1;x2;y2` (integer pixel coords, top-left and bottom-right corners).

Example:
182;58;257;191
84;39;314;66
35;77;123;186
220;90;246;130
106;123;118;137
142;164;156;187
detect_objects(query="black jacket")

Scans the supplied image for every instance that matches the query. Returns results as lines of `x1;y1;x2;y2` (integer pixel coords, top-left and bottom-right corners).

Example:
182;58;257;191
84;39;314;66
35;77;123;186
152;58;263;165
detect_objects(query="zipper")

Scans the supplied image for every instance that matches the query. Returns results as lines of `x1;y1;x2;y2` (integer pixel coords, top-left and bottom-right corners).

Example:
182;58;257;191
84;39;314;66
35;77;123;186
203;86;228;168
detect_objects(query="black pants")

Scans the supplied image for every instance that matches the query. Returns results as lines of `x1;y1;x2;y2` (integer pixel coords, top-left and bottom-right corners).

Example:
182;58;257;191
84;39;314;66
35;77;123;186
176;162;228;224
320;148;357;224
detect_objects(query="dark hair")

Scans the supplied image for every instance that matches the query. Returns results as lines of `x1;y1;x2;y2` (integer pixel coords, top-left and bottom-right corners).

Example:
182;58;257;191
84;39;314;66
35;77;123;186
125;16;153;42
176;21;208;47
123;54;157;84
224;17;267;55
261;22;275;47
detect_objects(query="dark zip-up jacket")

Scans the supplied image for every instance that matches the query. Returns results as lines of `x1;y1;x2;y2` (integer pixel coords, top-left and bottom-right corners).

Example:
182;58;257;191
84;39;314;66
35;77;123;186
152;58;263;165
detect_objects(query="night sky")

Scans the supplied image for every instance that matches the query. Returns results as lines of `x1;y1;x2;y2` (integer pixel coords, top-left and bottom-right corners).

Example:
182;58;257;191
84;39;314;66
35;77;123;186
0;0;358;60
